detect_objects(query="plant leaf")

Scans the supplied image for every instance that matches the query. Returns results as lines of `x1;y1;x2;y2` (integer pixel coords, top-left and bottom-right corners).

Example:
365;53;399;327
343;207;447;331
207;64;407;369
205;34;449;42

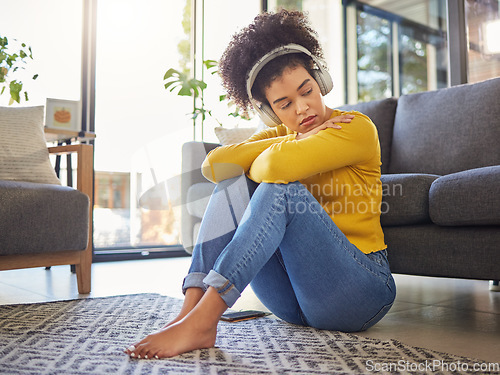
203;59;218;75
178;82;193;96
164;68;183;80
164;80;178;90
9;80;22;103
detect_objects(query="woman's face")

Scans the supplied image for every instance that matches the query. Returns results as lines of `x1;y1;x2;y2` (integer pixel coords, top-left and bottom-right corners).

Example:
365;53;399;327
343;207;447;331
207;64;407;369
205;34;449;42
264;65;332;133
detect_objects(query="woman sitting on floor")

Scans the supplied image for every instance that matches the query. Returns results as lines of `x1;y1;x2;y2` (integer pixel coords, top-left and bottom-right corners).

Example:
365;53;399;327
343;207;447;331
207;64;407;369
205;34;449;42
126;9;396;359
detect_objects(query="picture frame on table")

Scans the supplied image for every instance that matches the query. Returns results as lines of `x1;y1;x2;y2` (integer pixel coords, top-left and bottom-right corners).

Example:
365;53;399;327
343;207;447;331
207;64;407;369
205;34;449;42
45;98;82;131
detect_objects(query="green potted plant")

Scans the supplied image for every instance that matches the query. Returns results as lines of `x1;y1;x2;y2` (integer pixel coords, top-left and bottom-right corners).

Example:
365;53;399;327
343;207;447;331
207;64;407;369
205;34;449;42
0;35;38;105
163;59;251;138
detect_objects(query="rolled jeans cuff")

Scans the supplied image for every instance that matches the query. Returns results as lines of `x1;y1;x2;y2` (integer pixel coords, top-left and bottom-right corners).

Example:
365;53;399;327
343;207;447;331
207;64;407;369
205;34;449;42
182;272;208;294
203;270;241;308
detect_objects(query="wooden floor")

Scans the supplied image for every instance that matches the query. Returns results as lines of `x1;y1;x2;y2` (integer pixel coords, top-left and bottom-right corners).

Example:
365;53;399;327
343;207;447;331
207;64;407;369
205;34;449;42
0;257;499;363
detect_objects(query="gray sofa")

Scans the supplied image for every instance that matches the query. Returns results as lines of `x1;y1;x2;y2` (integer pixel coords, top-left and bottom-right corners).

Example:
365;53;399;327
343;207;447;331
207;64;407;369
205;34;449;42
181;77;500;281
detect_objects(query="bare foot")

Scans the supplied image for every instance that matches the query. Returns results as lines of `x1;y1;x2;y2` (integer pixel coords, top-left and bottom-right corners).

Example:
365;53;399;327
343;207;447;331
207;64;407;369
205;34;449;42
125;317;217;359
162;312;189;329
124;287;227;359
163;287;205;328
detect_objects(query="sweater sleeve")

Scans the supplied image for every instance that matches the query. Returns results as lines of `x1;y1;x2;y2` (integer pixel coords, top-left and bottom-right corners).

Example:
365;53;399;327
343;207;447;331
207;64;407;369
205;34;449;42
201;126;295;183
248;112;379;184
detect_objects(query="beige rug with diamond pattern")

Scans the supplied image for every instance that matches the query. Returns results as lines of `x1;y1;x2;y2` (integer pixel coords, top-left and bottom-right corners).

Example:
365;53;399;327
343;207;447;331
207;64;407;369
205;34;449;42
0;293;495;374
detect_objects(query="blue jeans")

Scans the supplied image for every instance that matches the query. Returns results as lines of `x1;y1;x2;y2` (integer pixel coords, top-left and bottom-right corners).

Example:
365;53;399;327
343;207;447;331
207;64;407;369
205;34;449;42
183;175;396;332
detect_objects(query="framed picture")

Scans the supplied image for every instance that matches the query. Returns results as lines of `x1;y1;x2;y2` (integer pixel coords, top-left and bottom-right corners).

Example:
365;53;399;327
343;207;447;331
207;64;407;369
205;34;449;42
45;98;82;131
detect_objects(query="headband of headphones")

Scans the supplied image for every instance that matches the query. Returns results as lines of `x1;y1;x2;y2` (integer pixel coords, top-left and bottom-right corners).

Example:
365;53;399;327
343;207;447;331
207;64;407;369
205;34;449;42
246;43;333;127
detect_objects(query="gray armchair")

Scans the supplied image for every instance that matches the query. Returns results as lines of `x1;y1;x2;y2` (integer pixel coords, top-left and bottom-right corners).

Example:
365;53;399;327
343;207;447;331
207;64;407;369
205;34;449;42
0;144;94;294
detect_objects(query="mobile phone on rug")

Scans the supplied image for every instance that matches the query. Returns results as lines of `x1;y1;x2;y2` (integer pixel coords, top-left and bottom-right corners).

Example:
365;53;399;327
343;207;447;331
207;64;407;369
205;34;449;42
220;310;270;322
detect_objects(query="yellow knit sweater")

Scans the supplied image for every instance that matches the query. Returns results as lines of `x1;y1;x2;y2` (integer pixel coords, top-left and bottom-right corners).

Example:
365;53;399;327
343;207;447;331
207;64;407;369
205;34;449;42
201;110;386;254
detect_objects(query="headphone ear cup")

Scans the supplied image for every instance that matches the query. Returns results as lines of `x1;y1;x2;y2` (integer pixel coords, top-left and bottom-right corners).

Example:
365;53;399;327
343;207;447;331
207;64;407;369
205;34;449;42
312;69;333;96
258;103;282;127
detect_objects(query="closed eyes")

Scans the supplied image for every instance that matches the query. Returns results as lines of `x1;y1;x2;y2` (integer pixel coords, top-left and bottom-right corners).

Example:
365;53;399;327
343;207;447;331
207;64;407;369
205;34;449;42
279;88;313;110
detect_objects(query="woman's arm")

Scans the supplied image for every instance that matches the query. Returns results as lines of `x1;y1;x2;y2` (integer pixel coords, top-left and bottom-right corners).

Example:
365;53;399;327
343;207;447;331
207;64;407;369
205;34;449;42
201;126;295;183
248;112;379;184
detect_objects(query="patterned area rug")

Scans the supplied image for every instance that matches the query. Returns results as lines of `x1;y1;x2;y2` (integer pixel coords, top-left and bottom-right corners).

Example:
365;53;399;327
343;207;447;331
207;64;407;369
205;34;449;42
0;293;493;374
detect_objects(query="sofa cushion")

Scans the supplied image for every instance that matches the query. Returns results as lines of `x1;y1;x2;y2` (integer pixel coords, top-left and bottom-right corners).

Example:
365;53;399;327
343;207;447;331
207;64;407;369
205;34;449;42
0;106;61;185
380;173;439;226
186;182;215;218
429;166;500;226
0;180;89;255
389;77;500;175
338;97;397;174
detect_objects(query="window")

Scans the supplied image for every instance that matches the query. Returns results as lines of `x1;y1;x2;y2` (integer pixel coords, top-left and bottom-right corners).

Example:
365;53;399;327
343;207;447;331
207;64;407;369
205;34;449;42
93;0;192;254
356;11;392;101
344;0;448;103
465;0;500;83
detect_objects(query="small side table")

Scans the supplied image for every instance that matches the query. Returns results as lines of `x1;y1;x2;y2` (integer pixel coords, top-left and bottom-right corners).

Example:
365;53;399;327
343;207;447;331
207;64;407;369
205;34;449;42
44;128;96;143
44;128;96;185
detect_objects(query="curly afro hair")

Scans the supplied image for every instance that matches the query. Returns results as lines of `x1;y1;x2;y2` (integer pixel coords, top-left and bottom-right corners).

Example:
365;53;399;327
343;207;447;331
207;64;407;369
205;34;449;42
218;9;325;114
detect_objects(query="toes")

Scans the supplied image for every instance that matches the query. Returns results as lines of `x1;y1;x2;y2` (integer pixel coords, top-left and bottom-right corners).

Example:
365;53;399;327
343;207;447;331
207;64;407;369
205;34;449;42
124;344;136;354
130;342;155;360
125;336;153;359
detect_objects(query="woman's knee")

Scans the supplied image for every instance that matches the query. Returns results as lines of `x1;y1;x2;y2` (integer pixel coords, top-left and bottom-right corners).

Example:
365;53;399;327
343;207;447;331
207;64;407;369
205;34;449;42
258;181;306;198
214;175;244;191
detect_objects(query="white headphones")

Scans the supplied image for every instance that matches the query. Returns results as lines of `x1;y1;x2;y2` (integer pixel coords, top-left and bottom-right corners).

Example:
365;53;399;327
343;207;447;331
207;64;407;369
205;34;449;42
246;43;333;127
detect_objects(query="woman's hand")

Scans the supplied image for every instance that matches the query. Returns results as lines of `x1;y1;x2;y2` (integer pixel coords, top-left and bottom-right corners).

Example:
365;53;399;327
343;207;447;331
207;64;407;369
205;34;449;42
296;114;354;140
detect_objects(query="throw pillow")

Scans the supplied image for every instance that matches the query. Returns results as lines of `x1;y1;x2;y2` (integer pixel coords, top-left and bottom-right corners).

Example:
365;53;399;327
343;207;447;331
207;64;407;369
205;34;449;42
0;106;61;185
214;126;257;145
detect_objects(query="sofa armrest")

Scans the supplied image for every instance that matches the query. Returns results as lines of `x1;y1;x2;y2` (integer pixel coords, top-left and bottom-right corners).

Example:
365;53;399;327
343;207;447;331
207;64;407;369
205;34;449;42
380;173;439;226
181;142;219;253
429;165;500;226
181;142;220;185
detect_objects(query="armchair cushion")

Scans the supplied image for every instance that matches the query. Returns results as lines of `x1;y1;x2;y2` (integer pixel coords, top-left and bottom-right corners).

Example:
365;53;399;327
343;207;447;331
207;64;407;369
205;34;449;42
429;166;500;226
0;106;61;185
380;173;439;226
0;180;89;255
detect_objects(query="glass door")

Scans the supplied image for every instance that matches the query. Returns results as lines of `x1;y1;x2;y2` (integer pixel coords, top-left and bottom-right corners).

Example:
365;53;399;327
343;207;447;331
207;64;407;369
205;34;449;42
93;0;192;256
